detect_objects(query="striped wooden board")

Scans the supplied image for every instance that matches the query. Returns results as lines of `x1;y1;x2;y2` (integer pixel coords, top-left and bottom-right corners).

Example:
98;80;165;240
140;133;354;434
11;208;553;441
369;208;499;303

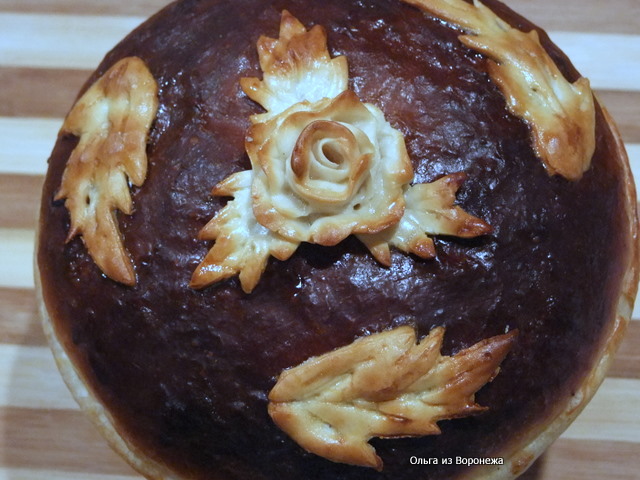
1;0;639;479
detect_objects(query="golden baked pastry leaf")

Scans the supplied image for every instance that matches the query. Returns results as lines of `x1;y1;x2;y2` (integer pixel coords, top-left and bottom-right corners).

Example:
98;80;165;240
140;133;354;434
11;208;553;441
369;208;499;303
55;56;159;285
269;325;516;470
190;171;298;293
240;10;349;123
404;0;596;181
193;11;491;292
358;172;492;265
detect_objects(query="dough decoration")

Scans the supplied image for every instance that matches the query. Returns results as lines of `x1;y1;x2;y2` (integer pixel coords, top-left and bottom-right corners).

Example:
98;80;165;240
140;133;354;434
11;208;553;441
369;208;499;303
55;56;159;285
404;0;596;181
269;325;517;470
191;10;491;293
239;11;349;123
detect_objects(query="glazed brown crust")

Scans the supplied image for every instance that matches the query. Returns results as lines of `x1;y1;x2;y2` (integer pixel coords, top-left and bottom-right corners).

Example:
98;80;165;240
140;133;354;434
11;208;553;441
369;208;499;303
459;106;640;480
37;0;638;479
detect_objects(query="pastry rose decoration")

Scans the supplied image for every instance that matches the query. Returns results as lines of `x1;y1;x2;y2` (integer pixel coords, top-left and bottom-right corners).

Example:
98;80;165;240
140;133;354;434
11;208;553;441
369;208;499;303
248;90;411;246
191;11;491;292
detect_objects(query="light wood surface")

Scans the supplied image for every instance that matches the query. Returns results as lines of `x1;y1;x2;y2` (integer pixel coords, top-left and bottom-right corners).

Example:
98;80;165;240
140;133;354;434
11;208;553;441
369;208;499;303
1;0;639;479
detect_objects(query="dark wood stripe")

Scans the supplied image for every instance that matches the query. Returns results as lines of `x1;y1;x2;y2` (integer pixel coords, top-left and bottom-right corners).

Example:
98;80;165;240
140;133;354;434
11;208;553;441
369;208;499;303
0;67;89;118
0;0;170;17
0;288;45;346
610;320;640;380
597;90;640;144
538;438;640;479
0;174;43;229
0;406;140;476
1;0;636;34
507;0;640;35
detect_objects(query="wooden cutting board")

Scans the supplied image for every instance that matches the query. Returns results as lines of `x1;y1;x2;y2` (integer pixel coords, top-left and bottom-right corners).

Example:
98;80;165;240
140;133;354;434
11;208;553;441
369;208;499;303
1;0;639;479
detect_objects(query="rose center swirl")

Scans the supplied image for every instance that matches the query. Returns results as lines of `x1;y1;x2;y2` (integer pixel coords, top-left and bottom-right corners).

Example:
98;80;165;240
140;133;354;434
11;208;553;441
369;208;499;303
289;120;373;205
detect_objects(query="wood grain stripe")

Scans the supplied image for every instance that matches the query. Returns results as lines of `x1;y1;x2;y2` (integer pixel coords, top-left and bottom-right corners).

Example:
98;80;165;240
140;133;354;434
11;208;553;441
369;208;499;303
632;293;640;322
0;118;60;175
538;438;640;479
0;288;44;346
0;468;139;480
0;13;145;70
613;320;640;379
0;67;88;118
0;228;34;289
0;344;77;410
0;175;43;230
549;32;640;92
4;222;640;323
506;0;640;35
597;90;640;143
0;0;169;17
562;378;640;443
0;0;638;34
0;407;139;476
626;145;640;170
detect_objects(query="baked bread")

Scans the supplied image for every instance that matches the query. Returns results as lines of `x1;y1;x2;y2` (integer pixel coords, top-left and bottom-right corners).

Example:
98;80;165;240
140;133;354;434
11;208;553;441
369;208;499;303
36;0;638;479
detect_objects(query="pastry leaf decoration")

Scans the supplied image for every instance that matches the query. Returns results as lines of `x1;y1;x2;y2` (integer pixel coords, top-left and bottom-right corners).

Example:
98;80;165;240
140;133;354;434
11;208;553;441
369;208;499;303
404;0;596;181
191;11;491;293
239;10;349;122
358;172;493;265
55;56;159;285
269;325;517;470
189;171;298;292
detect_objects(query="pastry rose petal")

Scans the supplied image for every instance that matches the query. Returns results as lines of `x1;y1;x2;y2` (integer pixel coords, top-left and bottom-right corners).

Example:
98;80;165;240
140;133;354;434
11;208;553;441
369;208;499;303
192;11;491;292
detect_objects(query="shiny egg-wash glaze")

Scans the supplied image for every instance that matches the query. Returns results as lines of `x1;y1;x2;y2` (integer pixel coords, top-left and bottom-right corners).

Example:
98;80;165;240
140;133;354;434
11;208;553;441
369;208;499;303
37;0;632;478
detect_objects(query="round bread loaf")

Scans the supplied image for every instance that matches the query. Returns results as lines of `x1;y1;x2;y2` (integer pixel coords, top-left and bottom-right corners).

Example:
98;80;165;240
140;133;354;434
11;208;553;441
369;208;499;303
36;0;638;479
